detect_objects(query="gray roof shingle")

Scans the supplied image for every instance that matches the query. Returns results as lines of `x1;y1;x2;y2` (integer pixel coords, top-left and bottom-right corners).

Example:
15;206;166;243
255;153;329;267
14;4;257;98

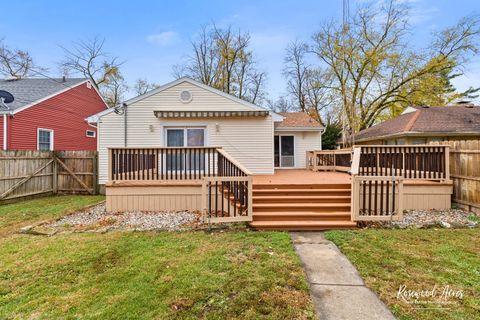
0;78;87;112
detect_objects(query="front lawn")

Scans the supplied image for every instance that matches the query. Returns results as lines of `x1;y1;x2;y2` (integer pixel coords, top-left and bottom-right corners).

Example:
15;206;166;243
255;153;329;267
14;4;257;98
325;228;480;320
0;196;315;319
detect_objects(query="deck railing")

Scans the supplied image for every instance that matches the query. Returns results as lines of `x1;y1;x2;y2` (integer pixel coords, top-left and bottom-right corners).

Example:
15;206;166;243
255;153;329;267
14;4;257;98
108;147;252;223
356;145;450;181
306;149;352;172
351;176;404;221
348;145;450;221
109;147;220;181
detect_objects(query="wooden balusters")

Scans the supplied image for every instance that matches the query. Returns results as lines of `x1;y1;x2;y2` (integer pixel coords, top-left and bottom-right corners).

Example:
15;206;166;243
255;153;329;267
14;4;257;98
357;145;448;181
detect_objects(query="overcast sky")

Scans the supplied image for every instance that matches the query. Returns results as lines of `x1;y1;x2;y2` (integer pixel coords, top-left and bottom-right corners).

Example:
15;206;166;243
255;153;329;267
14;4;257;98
2;0;480;102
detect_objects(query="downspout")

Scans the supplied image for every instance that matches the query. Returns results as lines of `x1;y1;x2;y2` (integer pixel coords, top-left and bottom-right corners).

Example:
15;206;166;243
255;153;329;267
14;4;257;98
123;103;127;147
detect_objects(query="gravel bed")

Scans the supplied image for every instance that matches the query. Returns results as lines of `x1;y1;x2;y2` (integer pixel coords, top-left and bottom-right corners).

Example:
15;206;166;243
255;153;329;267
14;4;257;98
48;203;200;231
374;208;479;229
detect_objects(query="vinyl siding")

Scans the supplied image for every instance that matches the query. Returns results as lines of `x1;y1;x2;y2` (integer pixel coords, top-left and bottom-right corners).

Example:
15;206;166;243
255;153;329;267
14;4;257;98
6;82;106;150
97;81;274;184
133;81;254;111
274;130;322;169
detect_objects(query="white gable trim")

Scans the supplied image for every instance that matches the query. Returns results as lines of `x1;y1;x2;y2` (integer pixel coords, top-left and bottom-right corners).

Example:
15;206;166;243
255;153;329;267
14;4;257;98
87;77;283;122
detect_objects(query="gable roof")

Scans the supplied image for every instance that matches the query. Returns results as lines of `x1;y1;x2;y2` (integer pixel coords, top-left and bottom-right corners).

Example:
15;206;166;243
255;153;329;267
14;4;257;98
276;112;323;130
355;105;480;142
88;77;283;122
0;78;88;113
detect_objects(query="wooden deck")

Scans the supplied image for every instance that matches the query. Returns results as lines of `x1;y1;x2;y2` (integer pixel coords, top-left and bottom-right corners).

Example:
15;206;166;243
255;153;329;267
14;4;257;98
253;170;351;185
250;170;356;231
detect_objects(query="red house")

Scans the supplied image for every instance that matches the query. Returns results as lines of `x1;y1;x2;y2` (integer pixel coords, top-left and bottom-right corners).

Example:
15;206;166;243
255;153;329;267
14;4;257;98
0;78;107;151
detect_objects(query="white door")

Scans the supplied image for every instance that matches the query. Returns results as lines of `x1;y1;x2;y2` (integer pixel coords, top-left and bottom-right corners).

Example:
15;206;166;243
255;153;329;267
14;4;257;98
274;135;295;168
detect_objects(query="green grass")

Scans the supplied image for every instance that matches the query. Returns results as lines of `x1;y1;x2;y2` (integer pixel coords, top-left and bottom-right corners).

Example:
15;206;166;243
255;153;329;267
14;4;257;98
0;196;315;319
0;195;105;237
325;228;480;320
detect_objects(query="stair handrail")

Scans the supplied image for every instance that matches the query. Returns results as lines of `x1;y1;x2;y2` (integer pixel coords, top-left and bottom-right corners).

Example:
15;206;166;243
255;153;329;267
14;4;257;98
216;148;253;176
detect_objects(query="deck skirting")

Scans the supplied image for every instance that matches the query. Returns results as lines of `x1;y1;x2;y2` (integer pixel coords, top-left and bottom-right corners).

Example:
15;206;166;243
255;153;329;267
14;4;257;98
104;172;454;229
106;184;203;212
403;182;453;210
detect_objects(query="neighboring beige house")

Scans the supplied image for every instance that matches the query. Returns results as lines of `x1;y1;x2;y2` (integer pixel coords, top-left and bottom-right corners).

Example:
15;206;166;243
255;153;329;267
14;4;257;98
88;77;323;187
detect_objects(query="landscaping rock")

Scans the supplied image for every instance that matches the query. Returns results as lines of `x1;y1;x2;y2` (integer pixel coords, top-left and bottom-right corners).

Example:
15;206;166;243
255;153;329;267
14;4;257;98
373;208;479;229
47;203;201;232
440;221;451;229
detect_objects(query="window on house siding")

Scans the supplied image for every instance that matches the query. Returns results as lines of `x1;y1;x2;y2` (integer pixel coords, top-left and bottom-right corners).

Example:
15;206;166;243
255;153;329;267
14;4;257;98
411;138;427;145
385;139;396;145
38;129;53;151
86;130;96;138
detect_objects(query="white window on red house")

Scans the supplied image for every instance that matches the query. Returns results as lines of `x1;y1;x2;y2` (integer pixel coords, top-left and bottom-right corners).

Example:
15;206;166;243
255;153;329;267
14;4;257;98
38;129;53;151
86;130;96;138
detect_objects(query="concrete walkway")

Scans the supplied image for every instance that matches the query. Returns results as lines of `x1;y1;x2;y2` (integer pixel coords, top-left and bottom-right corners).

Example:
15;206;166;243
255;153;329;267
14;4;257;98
291;232;396;320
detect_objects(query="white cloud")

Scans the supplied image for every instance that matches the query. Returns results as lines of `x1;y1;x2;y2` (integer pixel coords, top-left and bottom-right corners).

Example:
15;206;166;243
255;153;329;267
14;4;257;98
147;31;179;46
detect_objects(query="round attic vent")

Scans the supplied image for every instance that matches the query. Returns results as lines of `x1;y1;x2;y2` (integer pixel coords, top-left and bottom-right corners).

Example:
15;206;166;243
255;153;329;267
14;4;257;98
179;90;193;103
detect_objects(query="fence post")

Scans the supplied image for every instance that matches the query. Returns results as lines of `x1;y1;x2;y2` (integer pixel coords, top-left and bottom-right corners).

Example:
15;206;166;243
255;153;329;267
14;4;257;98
52;151;58;194
397;179;404;220
351;147;361;175
248;176;253;221
108;148;113;182
93;152;99;195
351;177;360;221
333;151;337;172
201;179;207;223
445;146;450;181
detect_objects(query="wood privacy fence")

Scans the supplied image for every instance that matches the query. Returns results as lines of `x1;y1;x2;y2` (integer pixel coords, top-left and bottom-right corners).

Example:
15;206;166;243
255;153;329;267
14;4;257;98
0;150;98;203
430;139;480;212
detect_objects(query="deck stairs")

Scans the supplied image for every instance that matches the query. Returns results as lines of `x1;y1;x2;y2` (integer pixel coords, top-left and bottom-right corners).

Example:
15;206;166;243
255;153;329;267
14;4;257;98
249;182;357;230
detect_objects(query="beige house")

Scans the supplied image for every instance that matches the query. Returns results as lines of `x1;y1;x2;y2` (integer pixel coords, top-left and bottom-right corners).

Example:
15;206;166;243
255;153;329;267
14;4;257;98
87;79;455;230
88;77;323;187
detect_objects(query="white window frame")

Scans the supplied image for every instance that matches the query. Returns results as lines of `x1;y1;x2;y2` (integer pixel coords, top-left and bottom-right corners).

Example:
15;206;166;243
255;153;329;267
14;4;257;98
37;128;54;151
164;126;207;147
163;126;207;173
86;130;96;138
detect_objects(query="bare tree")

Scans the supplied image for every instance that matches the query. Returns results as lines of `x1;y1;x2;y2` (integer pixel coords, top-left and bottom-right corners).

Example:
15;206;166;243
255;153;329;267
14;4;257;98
133;78;159;95
283;41;309;111
173;23;267;105
173;26;218;86
60;37;123;89
101;72;128;107
0;40;42;78
283;41;333;125
266;96;294;112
